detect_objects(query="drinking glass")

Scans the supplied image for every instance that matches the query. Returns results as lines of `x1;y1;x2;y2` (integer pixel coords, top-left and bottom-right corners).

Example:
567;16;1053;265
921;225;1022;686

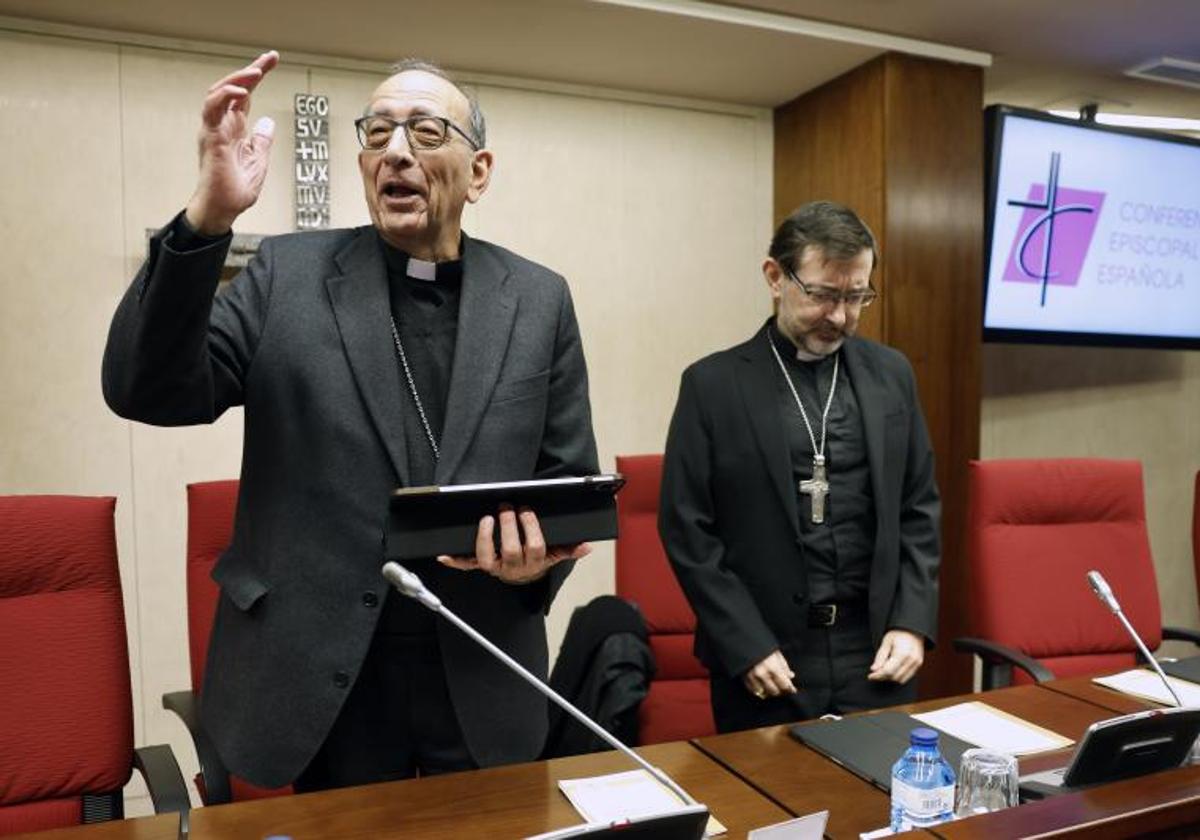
953;748;1019;818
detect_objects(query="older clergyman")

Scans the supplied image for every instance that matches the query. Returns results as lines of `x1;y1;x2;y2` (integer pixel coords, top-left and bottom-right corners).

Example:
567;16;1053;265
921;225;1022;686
103;51;597;790
658;201;940;733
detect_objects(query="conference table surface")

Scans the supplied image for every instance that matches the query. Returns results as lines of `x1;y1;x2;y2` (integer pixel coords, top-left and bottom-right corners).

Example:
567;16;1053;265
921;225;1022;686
691;682;1132;838
187;740;790;839
9;678;1191;840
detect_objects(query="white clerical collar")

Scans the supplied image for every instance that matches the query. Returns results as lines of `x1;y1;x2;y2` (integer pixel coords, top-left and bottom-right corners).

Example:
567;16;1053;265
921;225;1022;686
406;257;437;282
793;345;827;363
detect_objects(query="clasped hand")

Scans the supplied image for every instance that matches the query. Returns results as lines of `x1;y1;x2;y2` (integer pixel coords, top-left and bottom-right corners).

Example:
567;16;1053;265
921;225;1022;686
437;506;590;584
743;629;924;700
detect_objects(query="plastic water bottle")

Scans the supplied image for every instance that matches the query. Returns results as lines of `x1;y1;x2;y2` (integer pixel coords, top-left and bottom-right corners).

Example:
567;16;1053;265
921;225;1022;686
889;727;956;831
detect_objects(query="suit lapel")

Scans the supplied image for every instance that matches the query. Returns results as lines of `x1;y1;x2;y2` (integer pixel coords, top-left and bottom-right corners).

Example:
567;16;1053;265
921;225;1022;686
324;228;411;487
435;236;517;483
736;325;800;540
842;337;888;521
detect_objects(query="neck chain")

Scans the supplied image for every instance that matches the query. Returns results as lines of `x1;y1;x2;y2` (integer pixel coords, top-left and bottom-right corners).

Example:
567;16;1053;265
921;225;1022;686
389;315;440;460
767;331;838;524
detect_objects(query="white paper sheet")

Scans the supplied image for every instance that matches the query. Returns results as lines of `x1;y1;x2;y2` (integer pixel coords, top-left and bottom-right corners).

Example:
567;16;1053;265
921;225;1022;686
748;809;828;839
911;701;1073;755
1093;668;1200;707
557;769;726;836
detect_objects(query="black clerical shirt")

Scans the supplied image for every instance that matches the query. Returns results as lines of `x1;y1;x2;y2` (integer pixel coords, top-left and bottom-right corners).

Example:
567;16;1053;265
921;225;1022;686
379;235;463;635
769;322;876;606
380;236;462;488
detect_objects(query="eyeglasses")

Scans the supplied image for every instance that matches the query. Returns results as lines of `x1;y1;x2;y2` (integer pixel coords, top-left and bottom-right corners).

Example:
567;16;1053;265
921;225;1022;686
785;268;878;309
354;114;480;153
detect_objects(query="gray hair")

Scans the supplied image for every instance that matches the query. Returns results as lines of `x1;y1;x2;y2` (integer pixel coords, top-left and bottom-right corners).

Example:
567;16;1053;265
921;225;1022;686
769;200;878;273
389;58;486;149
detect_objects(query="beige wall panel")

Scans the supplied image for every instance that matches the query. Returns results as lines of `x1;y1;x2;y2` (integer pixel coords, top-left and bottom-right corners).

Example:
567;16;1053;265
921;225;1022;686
980;344;1200;658
0;30;147;766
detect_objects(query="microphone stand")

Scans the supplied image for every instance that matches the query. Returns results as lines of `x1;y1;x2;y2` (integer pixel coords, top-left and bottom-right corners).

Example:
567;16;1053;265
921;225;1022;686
1088;570;1184;708
381;561;700;808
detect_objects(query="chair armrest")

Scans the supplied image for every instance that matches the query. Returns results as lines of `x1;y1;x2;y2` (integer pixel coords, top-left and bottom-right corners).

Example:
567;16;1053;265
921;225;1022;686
1163;626;1200;646
163;689;233;805
132;744;190;837
953;637;1054;689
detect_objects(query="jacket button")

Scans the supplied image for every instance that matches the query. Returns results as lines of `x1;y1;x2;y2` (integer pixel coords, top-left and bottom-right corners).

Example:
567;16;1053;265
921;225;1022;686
333;671;350;689
362;591;379;608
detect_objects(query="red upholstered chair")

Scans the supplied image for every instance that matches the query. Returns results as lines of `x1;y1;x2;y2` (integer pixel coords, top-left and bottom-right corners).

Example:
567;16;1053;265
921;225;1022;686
161;480;291;804
0;495;188;835
954;459;1200;689
614;455;716;744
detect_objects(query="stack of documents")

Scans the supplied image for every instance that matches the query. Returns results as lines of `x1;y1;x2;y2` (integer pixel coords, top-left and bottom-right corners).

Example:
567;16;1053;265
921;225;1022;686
1093;669;1200;706
912;701;1074;755
557;769;726;836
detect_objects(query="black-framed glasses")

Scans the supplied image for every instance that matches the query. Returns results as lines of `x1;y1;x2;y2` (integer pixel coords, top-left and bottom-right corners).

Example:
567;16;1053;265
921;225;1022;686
354;114;480;152
785;268;878;309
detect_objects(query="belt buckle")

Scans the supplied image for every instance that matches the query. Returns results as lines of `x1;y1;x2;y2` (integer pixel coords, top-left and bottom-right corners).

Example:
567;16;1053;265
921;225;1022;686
813;604;837;627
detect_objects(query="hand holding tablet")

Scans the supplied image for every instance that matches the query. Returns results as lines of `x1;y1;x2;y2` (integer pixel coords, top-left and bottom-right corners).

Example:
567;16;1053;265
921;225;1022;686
386;475;625;580
436;506;592;584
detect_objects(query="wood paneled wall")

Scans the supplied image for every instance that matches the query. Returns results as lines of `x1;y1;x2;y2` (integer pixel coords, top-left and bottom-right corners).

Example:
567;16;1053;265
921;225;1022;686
774;53;983;698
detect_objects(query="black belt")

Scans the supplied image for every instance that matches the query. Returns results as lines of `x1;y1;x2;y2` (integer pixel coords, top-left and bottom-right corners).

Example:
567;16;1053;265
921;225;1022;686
806;602;865;628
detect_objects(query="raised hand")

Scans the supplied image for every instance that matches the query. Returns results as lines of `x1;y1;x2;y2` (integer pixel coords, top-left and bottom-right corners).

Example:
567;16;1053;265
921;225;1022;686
184;50;280;235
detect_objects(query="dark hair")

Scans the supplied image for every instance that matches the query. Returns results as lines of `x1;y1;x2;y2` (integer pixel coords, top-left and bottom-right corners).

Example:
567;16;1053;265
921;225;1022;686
388;58;486;149
769;201;878;273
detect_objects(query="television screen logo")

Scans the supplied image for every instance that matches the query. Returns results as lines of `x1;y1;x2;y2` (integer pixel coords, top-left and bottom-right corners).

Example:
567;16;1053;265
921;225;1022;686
1003;152;1105;306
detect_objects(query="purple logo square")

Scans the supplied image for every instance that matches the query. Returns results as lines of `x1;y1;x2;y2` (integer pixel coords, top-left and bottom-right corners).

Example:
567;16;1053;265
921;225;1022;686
1003;184;1105;286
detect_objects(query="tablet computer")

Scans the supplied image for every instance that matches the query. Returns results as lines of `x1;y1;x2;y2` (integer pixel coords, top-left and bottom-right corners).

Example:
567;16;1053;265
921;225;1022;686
385;474;625;560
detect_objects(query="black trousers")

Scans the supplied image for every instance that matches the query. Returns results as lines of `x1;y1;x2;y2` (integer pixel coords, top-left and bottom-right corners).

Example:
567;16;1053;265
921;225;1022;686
710;616;917;733
294;629;476;792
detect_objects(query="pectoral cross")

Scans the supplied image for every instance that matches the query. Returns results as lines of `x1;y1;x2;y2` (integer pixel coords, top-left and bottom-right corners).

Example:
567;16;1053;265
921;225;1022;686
799;455;829;524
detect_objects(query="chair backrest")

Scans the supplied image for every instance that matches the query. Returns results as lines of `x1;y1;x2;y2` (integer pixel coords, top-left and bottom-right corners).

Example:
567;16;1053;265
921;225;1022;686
0;495;133;834
184;480;290;803
969;458;1163;683
614;455;715;744
185;480;240;694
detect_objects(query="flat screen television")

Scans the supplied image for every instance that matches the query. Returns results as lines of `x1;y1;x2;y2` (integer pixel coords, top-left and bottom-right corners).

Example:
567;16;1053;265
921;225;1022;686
983;105;1200;349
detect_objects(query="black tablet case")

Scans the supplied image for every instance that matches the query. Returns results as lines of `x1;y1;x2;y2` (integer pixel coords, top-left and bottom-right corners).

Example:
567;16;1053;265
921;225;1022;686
1162;655;1200;685
386;476;623;560
790;710;974;791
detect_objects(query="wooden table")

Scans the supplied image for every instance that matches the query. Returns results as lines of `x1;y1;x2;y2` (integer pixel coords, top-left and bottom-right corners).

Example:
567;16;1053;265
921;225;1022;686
9;680;1197;839
5;814;179;840
187;741;790;839
692;683;1126;838
931;763;1200;838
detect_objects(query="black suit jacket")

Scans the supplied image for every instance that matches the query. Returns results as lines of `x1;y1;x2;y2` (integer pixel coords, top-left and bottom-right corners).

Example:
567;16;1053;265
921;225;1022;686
102;218;598;787
657;322;940;681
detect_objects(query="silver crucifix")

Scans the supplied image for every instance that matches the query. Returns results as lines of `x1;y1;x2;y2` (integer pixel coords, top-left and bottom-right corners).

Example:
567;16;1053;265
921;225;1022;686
799;454;830;524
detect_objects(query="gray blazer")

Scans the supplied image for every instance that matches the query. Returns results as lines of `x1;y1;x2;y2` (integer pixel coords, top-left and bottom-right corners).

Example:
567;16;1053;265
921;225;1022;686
103;218;598;788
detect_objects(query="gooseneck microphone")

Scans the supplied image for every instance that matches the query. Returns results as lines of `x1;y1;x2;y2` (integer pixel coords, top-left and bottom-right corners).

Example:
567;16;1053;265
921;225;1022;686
381;561;703;810
1086;570;1184;708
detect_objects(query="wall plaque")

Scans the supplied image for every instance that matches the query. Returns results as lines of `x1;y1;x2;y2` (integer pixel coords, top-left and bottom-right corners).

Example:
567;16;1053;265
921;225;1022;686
294;93;330;230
